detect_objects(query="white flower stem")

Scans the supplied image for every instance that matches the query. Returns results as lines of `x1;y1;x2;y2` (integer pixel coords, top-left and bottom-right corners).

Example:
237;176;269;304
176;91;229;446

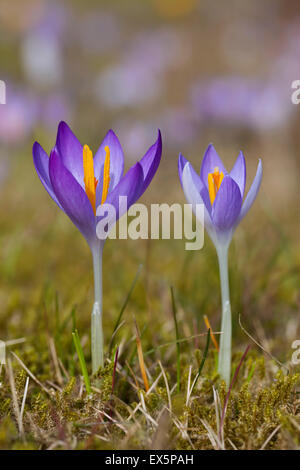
216;244;232;387
91;245;104;374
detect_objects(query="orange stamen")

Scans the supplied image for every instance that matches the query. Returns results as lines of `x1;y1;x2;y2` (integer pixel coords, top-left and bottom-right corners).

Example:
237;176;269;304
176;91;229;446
208;167;224;205
83;144;98;214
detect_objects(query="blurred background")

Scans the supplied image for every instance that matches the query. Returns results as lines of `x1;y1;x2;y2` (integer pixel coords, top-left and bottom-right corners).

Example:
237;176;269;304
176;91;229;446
0;0;300;363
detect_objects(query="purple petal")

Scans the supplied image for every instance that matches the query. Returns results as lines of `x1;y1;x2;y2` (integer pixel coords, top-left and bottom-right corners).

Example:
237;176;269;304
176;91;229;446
32;142;63;210
212;175;242;230
200;144;227;188
180;155;212;214
178;153;188;187
94;130;125;207
55;121;84;186
103;162;144;221
230;151;246;197
137;130;162;196
49;148;96;245
182;163;214;233
238;159;262;223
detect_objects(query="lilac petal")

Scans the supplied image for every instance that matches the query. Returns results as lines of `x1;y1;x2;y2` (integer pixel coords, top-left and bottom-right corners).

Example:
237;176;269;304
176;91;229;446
238;159;262;223
200;144;227;188
137;130;162;196
32;142;63;210
230;151;246;197
103;162;144;221
212;175;242;230
178;153;188;187
55;121;84;186
96;163;144;237
179;155;212;214
182;163;214;233
94;130;124;207
49;148;96;245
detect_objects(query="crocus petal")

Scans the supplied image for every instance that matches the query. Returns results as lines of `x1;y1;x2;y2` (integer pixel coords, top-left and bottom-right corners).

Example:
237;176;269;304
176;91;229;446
200;144;227;188
137;130;162;196
237;159;262;223
212;175;242;230
178;153;188;187
49;148;96;245
230;151;246;197
179;155;212;215
94;130;125;207
55;121;84;187
182;163;214;234
104;162;144;220
32;142;63;210
96;163;144;237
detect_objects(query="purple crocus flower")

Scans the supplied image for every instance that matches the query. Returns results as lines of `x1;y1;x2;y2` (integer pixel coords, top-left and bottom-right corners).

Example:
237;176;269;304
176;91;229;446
178;144;262;386
178;144;262;249
33;121;162;250
33;121;162;373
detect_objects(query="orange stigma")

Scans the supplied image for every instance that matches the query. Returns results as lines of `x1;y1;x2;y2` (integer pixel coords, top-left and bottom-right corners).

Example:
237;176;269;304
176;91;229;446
208;167;224;205
83;144;98;214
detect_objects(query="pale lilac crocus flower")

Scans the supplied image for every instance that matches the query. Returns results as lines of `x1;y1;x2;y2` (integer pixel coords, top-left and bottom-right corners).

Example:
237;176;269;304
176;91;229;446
179;144;262;385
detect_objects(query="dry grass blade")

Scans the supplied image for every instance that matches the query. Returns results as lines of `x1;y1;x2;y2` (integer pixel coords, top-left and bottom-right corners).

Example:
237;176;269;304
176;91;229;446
20;377;30;431
170;286;181;392
158;360;172;412
134;318;149;392
111;347;119;395
239;315;288;372
7;357;23;437
260;425;281;450
201;418;224;450
109;264;142;354
219;345;251;441
126;371;163;421
11;351;51;396
5;338;26;347
49;337;63;386
125;360;139;389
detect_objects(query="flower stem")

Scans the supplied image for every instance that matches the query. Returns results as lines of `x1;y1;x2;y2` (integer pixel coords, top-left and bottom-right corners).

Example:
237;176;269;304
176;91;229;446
92;245;104;374
217;244;232;387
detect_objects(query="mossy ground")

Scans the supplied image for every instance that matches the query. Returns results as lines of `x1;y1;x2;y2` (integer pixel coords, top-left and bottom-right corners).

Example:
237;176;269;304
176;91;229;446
0;148;299;450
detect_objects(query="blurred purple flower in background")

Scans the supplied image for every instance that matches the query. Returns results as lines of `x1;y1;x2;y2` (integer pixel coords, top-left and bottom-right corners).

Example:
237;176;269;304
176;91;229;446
95;28;188;109
191;76;292;132
160;108;197;148
21;1;66;88
40;93;72;130
95;62;161;109
75;10;122;54
0;86;38;144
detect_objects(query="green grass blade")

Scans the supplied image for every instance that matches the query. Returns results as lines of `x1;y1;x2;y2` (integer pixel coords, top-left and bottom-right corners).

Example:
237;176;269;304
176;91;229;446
170;286;181;392
144;331;215;356
109;264;142;355
190;329;211;395
72;329;91;394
